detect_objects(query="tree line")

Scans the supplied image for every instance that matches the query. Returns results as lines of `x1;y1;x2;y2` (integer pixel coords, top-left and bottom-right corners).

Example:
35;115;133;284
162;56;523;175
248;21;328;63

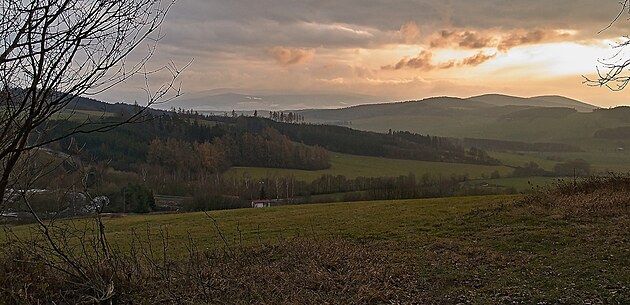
145;127;330;188
461;138;581;152
268;111;305;123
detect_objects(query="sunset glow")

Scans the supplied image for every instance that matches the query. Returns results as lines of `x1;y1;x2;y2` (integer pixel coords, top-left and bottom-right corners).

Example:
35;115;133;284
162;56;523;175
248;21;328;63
102;0;630;108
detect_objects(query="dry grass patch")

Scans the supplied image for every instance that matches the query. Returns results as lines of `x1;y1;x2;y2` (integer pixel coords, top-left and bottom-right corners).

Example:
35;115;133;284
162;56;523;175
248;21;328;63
0;236;428;304
518;175;630;219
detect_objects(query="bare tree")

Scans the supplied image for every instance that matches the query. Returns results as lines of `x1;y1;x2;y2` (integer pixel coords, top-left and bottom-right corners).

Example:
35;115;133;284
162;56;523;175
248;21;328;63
0;0;183;208
0;1;186;301
585;0;630;90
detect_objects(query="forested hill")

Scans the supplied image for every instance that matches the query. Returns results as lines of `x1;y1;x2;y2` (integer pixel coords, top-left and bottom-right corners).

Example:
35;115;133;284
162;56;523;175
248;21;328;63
256;118;499;165
47;112;330;172
293;94;611;146
45;108;499;173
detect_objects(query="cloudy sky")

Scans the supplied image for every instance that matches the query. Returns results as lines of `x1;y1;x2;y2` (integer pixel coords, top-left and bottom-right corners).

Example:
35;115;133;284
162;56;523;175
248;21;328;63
103;0;630;108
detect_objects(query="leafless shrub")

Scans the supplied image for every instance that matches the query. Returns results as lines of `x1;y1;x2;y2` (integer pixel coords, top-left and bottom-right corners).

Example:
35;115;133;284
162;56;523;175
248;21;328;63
0;226;425;304
517;175;630;219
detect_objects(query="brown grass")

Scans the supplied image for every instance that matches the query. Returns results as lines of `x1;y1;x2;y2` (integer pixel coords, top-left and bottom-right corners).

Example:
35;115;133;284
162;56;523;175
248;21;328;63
517;175;630;219
0;235;428;304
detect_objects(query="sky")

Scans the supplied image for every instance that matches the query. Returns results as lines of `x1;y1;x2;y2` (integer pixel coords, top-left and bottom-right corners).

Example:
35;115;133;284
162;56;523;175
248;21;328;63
101;0;630;108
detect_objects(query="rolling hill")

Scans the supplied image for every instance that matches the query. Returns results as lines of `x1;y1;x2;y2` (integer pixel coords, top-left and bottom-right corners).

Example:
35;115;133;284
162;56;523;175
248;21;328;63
294;94;630;150
167;89;384;111
468;94;597;112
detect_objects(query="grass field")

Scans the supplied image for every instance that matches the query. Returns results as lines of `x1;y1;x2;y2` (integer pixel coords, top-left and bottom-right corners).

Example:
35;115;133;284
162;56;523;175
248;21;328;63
51;109;116;121
490;149;630;174
488;151;558;170
225;148;630;188
3;195;511;250
349;110;629;146
464;176;566;192
3;193;629;303
224;149;630;196
225;152;513;182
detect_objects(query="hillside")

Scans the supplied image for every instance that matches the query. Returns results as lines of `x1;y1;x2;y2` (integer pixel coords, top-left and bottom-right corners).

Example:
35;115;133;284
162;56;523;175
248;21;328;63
4;189;630;303
295;94;629;150
299;96;492;123
11;103;517;216
468;94;597;112
18;95;627;214
299;94;596;123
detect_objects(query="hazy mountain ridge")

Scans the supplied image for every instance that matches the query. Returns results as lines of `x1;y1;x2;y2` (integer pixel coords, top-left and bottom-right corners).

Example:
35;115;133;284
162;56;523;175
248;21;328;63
167;90;597;114
64;92;626;150
166;89;384;111
468;94;597;112
291;94;629;149
297;94;597;123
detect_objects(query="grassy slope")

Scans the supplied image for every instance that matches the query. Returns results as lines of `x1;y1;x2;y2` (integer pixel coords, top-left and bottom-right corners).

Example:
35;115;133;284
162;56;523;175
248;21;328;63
99;195;630;303
51;109;116;121
225;152;512;182
324;104;629;156
491;150;630;173
105;196;512;249
5;194;629;303
225;150;630;192
350;111;623;144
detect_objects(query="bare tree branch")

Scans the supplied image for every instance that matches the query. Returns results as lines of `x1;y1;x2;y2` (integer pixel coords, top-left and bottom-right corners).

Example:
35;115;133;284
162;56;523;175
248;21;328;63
0;0;182;208
584;0;630;90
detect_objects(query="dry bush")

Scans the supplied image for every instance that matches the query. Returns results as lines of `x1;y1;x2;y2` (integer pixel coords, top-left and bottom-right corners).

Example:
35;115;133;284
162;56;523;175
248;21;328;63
0;227;426;304
517;175;630;219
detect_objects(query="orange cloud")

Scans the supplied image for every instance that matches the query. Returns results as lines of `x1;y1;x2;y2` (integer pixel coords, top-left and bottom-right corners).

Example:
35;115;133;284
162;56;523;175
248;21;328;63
271;46;315;66
428;28;575;52
382;50;434;71
382;50;496;71
460;51;497;66
497;29;558;51
399;21;421;43
431;30;492;49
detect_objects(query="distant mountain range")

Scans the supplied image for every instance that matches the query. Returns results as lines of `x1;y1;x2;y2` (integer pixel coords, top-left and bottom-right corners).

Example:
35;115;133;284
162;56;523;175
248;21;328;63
163;90;597;113
296;94;597;124
468;94;596;112
165;88;384;111
64;91;630;151
291;94;630;150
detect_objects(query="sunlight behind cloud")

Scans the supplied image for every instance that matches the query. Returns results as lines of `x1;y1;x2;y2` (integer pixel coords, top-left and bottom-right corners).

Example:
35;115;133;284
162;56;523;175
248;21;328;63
481;41;617;77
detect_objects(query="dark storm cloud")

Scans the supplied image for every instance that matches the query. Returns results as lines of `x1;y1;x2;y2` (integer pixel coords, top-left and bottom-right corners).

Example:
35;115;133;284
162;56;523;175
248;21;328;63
164;0;625;45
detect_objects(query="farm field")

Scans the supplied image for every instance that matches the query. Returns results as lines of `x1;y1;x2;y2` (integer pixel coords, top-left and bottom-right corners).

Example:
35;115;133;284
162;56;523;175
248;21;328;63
225;152;513;182
464;176;568;192
5;195;509;250
490;149;630;173
334;108;629;146
224;149;630;194
4;194;629;303
51;109;116;121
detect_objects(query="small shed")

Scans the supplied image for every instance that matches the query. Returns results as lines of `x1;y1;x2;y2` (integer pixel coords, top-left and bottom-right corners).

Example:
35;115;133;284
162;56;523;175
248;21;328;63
251;200;272;208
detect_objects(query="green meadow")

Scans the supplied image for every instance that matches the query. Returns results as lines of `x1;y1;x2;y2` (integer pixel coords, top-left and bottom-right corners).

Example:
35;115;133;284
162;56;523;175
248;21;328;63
490;150;630;173
51;109;116;121
225;152;513;182
4;194;629;303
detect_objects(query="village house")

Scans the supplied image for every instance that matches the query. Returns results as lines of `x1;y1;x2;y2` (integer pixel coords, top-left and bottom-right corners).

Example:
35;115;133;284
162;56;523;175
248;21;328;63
251;200;272;208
